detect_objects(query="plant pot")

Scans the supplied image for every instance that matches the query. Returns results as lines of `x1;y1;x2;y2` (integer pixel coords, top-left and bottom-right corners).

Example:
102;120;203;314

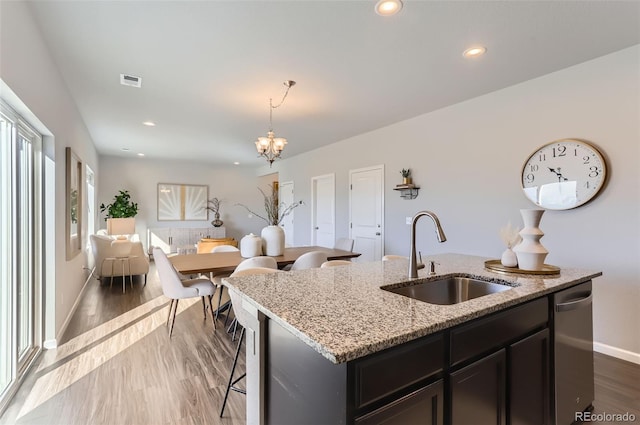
402;177;412;185
261;225;284;256
106;217;136;235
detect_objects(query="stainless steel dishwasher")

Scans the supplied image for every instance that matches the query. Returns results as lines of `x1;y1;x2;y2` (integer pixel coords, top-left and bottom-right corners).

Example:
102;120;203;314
553;281;595;424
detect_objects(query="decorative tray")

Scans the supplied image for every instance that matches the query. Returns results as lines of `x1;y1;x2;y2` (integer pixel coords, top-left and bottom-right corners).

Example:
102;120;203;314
484;259;560;276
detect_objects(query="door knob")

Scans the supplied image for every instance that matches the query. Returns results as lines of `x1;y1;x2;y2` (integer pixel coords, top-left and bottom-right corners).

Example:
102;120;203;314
315;227;319;230
376;232;381;236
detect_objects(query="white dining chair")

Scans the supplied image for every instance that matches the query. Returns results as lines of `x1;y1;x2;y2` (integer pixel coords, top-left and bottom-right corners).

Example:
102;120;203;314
235;256;278;271
289;251;328;271
153;248;216;338
320;260;353;268
210;245;240;253
382;254;407;261
216;256;278;329
334;237;354;252
220;267;281;417
209;245;241;320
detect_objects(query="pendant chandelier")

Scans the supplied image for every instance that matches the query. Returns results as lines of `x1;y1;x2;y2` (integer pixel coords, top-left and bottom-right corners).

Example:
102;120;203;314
255;80;296;166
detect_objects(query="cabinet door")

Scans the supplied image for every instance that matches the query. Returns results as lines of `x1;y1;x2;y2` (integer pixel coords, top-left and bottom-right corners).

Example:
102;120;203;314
355;379;443;425
451;349;506;425
509;329;550;425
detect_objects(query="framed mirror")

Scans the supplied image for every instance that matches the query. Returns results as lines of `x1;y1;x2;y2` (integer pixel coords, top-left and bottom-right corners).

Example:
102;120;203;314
66;147;82;260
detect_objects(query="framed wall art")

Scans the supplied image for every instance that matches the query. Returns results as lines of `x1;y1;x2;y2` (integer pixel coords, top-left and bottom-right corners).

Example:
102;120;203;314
157;183;208;221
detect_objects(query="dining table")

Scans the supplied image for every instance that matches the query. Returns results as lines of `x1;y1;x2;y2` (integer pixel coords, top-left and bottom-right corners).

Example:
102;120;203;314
169;245;361;276
169;246;361;318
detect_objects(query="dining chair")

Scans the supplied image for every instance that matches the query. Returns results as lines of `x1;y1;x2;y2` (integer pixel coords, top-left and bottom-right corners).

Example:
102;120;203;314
235;256;278;271
334;237;354;252
320;260;353;268
215;256;278;329
220;267;281;418
153;248;217;338
289;251;328;271
382;254;408;261
209;245;241;316
210;245;240;253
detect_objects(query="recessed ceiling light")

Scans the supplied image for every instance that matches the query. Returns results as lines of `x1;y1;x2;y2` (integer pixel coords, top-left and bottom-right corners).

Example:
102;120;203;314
463;46;487;58
375;0;403;16
121;148;130;151
137;153;145;157
233;161;240;165
142;121;156;127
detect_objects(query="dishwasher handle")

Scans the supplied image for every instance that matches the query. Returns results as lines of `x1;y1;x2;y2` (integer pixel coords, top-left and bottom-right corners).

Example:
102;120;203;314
555;293;592;313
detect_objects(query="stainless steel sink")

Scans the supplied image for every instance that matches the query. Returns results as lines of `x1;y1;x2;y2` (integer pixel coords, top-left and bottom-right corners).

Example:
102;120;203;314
383;277;513;305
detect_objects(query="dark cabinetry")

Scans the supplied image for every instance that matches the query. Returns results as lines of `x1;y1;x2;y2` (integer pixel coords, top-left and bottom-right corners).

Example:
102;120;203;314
451;349;507;425
265;285;592;425
510;329;550;425
355;380;443;425
448;298;550;425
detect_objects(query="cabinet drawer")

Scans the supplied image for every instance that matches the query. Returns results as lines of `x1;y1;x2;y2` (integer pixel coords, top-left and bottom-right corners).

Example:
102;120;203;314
355;379;443;425
450;297;548;366
354;333;444;409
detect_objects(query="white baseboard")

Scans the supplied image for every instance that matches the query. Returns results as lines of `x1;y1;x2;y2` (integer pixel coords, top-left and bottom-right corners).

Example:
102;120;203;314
43;339;57;349
594;341;640;365
51;271;94;348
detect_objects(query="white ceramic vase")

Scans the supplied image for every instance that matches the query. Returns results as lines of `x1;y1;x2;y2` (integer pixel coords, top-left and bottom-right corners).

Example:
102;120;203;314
513;209;548;271
240;233;263;258
501;248;518;267
261;225;285;256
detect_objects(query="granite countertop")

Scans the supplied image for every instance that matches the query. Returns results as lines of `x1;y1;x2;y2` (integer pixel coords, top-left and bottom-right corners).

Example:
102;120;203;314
222;253;601;364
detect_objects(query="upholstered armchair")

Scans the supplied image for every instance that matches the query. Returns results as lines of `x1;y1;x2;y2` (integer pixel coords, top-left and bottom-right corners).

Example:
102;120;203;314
90;234;150;284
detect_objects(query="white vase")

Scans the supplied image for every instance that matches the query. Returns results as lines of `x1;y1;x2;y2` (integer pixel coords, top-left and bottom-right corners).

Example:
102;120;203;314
513;209;548;271
261;225;284;256
501;248;518;267
240;233;263;258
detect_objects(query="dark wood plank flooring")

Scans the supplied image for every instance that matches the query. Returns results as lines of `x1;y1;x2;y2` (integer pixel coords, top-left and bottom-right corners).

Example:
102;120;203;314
1;263;638;424
1;265;244;425
591;352;640;422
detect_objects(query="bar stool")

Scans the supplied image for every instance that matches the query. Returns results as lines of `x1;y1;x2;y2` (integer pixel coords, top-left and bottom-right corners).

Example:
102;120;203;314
220;267;281;417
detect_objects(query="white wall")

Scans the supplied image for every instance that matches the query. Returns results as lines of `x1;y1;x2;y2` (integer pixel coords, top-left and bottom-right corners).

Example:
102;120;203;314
2;0;637;360
268;46;640;359
0;2;99;342
98;156;273;244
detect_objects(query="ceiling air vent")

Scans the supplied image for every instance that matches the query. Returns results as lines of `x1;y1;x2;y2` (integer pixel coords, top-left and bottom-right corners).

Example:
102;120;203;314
120;74;142;88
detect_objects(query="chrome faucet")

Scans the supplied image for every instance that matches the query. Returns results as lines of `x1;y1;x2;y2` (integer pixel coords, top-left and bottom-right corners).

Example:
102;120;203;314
409;211;447;278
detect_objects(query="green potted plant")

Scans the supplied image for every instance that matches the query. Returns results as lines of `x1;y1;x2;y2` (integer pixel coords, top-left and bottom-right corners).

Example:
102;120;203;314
100;190;138;235
400;168;412;185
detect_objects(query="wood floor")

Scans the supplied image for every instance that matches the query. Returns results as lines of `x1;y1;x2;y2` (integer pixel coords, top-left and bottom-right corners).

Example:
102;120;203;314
0;266;245;425
1;263;639;425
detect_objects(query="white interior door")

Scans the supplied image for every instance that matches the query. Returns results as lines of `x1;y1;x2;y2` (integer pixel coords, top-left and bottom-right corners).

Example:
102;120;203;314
311;174;335;248
279;181;294;247
349;165;384;262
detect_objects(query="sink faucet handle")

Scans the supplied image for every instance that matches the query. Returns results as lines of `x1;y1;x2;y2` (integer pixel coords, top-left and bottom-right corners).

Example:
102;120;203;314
417;251;425;269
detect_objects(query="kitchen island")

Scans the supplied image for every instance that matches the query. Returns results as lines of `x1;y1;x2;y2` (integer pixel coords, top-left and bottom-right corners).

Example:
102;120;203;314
223;253;601;425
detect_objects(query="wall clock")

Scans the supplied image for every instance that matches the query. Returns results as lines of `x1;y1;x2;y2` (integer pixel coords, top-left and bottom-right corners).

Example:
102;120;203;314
521;139;607;210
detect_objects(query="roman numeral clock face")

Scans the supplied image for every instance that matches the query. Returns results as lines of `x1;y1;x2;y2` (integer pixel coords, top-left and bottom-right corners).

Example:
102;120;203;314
521;139;607;210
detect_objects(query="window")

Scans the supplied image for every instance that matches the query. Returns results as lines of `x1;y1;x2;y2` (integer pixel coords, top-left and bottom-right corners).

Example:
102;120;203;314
0;101;43;413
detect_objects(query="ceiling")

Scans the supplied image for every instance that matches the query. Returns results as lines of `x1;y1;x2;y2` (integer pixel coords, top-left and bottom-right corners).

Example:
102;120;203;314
27;1;640;167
